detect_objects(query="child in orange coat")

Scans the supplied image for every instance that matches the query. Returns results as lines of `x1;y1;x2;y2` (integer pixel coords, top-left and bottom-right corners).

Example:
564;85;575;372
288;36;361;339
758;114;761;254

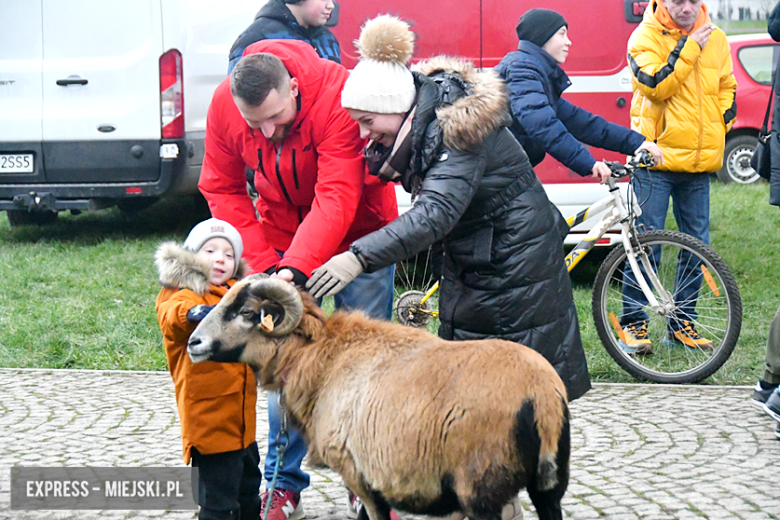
156;218;259;520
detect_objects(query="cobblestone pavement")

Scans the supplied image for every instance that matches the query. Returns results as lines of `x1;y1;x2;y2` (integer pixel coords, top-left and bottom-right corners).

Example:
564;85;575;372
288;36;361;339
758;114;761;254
1;368;778;520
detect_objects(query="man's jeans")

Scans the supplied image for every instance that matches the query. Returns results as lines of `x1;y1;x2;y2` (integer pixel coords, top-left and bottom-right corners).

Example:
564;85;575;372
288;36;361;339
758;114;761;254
263;265;395;492
620;170;710;328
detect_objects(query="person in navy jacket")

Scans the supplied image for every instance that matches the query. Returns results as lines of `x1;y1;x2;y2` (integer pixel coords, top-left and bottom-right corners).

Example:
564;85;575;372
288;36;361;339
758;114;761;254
495;8;662;182
228;0;341;73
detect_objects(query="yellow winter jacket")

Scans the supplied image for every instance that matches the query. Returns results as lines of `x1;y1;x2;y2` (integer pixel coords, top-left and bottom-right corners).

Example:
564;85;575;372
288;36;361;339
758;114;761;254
627;0;737;173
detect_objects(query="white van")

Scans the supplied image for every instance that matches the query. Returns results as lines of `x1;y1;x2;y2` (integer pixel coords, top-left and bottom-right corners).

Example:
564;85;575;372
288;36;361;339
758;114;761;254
0;0;259;226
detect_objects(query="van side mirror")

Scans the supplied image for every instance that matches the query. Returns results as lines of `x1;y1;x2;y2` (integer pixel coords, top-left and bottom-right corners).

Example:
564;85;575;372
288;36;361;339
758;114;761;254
325;1;339;27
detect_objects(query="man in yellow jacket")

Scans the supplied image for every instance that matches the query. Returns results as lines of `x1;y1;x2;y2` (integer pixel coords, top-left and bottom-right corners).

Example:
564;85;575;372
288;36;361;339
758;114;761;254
620;0;737;353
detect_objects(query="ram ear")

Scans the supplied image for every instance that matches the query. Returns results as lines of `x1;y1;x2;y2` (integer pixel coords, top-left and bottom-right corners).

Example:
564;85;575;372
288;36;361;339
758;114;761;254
258;301;286;333
246;277;304;336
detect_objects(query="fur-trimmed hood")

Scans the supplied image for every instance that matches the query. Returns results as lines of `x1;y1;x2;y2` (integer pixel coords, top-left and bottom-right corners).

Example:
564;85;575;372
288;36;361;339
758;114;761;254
155;242;247;295
413;56;509;152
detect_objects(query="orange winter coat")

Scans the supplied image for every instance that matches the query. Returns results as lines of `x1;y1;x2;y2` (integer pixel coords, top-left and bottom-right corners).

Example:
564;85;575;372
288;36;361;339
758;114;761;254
155;242;256;464
627;0;737;173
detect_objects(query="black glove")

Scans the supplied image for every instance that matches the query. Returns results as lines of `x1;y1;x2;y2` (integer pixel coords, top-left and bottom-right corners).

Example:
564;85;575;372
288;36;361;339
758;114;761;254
186;305;215;323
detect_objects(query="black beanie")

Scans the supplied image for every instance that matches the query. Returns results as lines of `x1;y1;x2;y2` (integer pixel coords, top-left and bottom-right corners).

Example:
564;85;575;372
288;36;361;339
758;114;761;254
515;8;568;48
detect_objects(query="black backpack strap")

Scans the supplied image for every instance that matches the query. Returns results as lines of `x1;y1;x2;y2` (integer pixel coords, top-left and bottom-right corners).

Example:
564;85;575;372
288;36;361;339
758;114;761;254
760;71;776;136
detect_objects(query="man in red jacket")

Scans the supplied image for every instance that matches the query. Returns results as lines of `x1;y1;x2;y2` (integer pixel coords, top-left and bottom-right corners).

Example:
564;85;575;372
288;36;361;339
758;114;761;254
199;39;398;520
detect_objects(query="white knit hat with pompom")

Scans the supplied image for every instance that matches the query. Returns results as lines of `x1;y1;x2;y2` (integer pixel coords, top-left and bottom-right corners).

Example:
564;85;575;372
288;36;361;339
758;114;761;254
341;15;416;114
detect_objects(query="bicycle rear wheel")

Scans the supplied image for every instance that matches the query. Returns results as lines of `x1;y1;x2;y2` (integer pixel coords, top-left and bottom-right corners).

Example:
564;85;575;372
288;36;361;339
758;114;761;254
592;230;741;383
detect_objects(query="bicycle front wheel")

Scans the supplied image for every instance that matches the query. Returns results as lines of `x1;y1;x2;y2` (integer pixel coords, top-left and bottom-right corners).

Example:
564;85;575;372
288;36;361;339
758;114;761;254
394;244;441;333
592;230;742;383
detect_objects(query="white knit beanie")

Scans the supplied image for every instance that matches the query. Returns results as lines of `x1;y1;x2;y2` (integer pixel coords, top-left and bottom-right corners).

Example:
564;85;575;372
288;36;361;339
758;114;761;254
341;15;416;114
184;218;244;277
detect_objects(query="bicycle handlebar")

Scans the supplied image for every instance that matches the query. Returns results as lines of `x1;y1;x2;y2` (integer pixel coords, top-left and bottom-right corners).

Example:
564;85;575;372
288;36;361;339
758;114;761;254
604;150;656;179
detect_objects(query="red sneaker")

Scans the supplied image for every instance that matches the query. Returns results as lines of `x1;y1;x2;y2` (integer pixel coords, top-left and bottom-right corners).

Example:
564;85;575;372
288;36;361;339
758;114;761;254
260;489;304;520
346;491;361;519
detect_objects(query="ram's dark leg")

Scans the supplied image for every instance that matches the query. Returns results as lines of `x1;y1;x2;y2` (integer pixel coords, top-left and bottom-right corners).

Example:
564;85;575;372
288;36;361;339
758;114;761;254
525;405;569;520
354;486;392;520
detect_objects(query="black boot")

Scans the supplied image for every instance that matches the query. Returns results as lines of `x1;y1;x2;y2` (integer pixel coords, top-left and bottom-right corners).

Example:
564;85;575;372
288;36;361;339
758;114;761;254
240;495;261;520
199;507;241;520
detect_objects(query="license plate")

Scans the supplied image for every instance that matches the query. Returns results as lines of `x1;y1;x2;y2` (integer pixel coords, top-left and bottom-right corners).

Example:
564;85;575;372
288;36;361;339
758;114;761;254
0;153;34;173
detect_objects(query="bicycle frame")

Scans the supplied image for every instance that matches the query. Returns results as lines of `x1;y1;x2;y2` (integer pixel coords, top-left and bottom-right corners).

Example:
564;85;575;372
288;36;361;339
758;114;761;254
563;176;674;317
419;281;439;314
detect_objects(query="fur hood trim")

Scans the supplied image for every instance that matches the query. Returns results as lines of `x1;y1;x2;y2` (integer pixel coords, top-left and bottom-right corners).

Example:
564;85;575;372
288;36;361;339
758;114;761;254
414;56;509;151
155;241;247;295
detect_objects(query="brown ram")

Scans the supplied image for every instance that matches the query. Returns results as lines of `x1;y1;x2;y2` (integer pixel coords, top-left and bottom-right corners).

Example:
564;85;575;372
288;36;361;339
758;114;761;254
188;275;570;520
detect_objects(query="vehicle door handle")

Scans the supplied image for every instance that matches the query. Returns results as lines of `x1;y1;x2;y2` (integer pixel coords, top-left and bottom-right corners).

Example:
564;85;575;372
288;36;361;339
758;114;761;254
56;78;88;86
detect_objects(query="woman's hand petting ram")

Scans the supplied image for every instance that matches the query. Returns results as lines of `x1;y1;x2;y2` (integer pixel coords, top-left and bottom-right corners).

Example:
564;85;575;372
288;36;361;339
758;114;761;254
306;251;364;298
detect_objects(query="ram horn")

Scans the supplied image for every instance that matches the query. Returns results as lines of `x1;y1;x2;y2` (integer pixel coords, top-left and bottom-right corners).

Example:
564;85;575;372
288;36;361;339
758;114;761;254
247;275;304;337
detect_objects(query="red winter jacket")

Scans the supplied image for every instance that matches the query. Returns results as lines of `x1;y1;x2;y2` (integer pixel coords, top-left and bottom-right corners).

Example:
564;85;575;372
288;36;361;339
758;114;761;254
200;40;398;276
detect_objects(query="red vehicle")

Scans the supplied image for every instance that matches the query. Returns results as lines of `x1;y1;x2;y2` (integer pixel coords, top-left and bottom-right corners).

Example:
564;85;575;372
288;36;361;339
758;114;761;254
332;0;647;246
720;33;779;184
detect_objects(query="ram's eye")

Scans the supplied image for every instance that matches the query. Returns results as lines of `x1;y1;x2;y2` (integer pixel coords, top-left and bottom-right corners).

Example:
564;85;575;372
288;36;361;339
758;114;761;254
240;309;255;319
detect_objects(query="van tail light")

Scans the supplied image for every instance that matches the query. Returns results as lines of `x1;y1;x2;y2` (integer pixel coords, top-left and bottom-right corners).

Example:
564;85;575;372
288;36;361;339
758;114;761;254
160;49;184;139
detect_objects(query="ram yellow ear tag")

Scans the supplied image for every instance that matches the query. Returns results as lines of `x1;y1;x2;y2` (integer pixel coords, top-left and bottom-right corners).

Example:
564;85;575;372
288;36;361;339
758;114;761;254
260;313;275;333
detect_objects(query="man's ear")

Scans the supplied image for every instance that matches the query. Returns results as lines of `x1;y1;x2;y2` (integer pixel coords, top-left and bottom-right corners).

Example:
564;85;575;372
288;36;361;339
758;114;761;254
289;77;299;99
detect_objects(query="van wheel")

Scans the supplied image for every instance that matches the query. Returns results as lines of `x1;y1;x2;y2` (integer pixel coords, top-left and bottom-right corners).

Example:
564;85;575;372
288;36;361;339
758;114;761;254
717;134;760;184
6;209;59;227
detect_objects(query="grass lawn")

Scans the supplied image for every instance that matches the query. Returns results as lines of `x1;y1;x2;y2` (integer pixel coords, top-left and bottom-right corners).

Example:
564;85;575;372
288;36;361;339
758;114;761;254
0;196;210;371
0;180;777;385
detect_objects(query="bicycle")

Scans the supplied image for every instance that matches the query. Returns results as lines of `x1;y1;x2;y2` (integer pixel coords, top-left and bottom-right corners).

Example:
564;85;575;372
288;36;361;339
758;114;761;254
394;151;742;383
394;245;441;330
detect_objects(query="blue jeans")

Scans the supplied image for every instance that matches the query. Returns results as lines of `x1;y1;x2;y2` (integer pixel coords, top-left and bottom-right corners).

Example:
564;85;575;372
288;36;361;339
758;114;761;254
264;265;395;491
620;170;710;328
331;264;396;320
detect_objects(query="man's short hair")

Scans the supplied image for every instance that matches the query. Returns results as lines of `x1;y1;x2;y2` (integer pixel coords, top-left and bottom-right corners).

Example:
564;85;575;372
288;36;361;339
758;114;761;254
230;54;290;107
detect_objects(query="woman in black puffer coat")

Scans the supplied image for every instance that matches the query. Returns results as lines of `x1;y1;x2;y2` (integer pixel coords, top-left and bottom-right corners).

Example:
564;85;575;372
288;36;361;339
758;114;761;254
768;1;780;207
751;2;780;437
307;15;590;401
